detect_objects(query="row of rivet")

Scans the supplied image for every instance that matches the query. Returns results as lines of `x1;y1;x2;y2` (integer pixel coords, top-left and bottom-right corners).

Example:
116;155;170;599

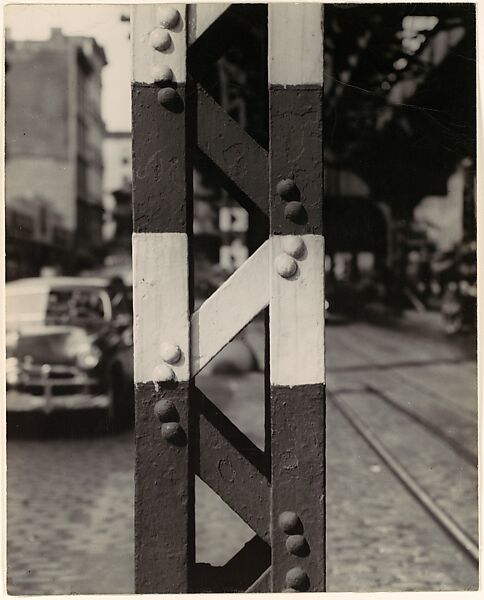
278;511;310;592
152;341;182;383
153;398;186;445
148;8;182;431
152;340;185;444
148;7;184;111
276;178;307;225
149;7;180;53
275;235;306;279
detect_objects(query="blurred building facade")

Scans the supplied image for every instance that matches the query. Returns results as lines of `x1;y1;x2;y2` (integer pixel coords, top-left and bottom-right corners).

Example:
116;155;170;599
5;28;107;280
5;6;474;308
102;131;132;267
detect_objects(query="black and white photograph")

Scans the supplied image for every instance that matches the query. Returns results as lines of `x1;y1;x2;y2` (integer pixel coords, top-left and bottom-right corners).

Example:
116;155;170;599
4;2;478;595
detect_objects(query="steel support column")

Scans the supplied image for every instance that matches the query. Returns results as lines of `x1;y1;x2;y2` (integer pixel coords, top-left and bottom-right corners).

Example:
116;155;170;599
268;4;326;592
132;5;194;593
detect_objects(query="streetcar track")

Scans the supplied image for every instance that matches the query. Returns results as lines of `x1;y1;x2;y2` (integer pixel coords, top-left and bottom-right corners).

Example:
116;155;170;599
329;327;477;419
383;367;477;421
330;356;473;375
364;384;477;468
329;382;477;467
329;393;479;566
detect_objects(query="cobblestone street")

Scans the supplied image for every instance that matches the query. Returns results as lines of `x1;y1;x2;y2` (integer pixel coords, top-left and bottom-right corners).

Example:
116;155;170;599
7;312;478;594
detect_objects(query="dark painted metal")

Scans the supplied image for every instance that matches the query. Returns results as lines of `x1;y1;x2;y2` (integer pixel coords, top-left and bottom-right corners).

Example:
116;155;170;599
133;66;194;592
285;535;310;557
157;87;184;112
264;307;271;464
132;82;188;234
135;382;195;593
276;178;300;201
284;201;307;224
195;388;271;542
270;384;326;592
269;73;325;591
153;398;179;422
278;511;302;534
194;147;269;227
285;566;310;591
269;85;323;235
197;86;269;217
161;421;187;445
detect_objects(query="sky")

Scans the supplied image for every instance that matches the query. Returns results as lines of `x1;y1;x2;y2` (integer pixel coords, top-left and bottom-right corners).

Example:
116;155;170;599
5;4;132;132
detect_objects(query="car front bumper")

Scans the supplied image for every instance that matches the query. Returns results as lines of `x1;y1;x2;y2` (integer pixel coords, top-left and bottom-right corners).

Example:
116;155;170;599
6;390;110;412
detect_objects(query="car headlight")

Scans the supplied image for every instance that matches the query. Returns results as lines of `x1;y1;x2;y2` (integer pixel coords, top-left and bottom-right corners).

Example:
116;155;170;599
6;330;19;351
77;345;102;369
6;357;19;385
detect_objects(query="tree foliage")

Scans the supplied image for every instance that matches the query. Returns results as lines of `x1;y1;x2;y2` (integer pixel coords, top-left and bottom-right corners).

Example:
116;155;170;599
324;4;476;211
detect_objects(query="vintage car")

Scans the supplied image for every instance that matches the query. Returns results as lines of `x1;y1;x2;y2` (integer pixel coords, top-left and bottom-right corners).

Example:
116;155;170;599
5;276;134;429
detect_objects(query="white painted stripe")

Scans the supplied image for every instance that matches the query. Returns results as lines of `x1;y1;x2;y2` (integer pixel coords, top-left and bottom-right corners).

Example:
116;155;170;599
191;240;270;376
268;4;323;86
132;4;186;85
133;233;190;384
194;4;230;40
270;235;325;386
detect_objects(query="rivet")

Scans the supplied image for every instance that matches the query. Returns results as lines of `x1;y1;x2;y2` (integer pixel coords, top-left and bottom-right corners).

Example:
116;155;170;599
160;342;181;364
275;254;297;279
278;511;302;534
276;178;298;200
149;28;171;52
286;534;309;557
152;363;175;382
152;64;173;83
158;7;180;29
161;422;184;444
285;567;310;592
282;236;305;259
157;87;183;112
284;201;305;222
154;399;178;423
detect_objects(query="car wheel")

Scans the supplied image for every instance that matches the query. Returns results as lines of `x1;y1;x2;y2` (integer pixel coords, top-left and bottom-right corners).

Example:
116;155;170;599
108;363;134;432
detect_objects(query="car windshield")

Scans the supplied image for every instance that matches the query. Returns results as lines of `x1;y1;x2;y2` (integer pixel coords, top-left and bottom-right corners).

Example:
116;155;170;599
6;287;109;325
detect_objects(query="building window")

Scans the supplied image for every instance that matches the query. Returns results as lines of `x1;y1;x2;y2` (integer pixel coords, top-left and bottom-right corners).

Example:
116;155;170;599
39;205;47;236
77;157;88;201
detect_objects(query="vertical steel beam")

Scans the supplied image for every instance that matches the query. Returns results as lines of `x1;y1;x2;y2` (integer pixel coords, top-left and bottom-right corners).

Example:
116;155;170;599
268;4;326;592
131;5;194;593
